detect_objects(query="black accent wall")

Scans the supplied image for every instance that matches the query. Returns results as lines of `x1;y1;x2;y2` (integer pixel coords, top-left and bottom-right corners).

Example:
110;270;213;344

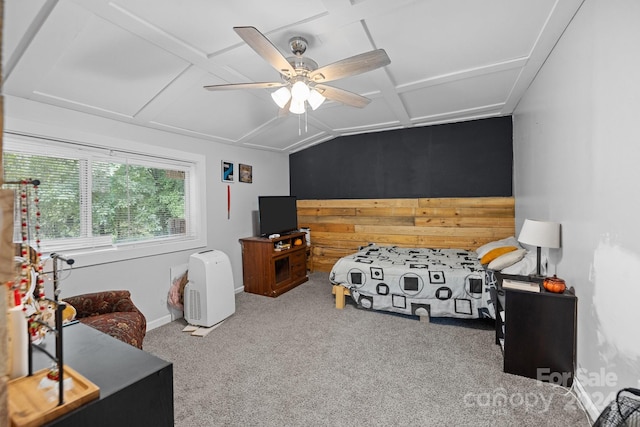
289;116;512;199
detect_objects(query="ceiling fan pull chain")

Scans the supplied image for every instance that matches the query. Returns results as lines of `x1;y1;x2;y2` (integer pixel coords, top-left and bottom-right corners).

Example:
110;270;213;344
298;113;302;136
305;108;308;133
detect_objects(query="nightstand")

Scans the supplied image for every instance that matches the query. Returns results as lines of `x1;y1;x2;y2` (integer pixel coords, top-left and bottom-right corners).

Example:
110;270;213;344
493;274;577;386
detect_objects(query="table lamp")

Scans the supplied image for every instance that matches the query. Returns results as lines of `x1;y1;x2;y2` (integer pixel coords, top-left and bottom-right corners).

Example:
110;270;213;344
517;219;561;278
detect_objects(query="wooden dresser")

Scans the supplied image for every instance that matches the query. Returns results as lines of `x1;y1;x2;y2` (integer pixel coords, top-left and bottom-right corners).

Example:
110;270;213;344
239;232;308;297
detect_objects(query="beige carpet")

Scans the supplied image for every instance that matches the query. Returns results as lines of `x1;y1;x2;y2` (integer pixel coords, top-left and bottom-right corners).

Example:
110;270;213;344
143;272;590;427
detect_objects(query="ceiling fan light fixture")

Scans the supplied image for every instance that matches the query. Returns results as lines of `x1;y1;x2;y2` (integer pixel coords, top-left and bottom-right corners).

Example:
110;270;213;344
271;87;291;108
290;80;310;102
289;98;306;115
308;89;326;110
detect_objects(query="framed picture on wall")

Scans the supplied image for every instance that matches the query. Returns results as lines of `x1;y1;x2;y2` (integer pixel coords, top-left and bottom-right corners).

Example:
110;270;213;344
239;164;252;183
222;161;234;182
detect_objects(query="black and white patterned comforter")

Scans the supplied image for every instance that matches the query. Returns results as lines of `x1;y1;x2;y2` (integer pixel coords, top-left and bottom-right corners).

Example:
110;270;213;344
330;245;495;319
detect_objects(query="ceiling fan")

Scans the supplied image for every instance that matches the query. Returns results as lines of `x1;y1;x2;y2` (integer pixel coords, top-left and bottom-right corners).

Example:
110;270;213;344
203;26;391;115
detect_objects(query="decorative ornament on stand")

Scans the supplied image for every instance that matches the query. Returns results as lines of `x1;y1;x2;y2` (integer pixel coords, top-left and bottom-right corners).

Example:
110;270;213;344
5;177;81;411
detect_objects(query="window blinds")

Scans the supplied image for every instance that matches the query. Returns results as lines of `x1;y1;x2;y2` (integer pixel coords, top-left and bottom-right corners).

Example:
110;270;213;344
3;133;194;252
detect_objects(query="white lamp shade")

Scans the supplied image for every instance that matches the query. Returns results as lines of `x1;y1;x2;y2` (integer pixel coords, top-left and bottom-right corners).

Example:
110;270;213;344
518;219;561;248
289;98;306;115
307;89;326;110
290;81;310;101
271;87;291;108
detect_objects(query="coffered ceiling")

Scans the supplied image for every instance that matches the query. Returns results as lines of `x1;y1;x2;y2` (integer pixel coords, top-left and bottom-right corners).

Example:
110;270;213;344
2;0;584;153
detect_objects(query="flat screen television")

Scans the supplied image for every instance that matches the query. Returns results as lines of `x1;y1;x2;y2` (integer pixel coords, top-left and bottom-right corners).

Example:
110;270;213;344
258;196;298;237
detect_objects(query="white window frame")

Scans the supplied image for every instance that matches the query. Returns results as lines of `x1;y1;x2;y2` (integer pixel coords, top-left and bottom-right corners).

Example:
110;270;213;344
3;132;207;267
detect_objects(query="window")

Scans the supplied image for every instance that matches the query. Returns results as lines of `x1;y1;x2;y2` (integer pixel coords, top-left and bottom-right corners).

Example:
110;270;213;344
90;159;189;244
3;133;206;263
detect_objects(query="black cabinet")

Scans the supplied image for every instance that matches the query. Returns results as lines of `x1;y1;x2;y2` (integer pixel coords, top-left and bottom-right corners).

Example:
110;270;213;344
493;275;577;386
34;323;173;426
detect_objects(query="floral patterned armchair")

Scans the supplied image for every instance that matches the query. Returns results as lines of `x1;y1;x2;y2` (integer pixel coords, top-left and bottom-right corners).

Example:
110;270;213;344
63;290;146;349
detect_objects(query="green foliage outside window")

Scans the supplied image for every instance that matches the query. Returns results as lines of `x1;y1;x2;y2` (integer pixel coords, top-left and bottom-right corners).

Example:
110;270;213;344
92;162;186;242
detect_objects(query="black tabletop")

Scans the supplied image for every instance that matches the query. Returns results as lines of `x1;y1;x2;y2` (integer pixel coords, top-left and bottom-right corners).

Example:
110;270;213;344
32;322;171;398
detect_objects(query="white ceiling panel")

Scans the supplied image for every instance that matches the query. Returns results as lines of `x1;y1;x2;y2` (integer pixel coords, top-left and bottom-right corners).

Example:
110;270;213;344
33;14;188;116
243;116;326;151
401;68;521;120
110;0;329;55
312;98;399;132
152;75;278;141
367;0;557;85
3;0;585;152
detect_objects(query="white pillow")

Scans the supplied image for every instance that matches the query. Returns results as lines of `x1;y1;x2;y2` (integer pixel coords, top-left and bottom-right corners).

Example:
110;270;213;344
501;250;548;275
488;249;527;271
475;236;521;259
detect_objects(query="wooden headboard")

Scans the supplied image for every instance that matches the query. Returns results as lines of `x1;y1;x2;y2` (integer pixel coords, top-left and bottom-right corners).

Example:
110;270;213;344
297;197;515;272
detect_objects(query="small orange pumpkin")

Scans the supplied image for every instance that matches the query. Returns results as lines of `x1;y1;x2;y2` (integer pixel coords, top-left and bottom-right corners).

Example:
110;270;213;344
543;275;566;293
293;238;303;246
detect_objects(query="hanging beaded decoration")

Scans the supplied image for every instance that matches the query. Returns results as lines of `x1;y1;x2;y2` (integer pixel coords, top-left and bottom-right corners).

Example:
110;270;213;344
18;181;30;298
18;179;47;342
33;181;45;299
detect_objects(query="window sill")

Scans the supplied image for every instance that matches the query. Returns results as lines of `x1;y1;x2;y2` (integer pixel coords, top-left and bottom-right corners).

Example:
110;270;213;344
42;235;206;270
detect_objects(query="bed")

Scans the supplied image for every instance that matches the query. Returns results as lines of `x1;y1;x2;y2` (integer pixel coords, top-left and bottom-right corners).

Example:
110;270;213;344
329;245;496;320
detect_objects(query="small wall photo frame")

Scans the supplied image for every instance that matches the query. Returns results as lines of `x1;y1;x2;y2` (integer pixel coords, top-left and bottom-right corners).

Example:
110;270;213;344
239;164;253;183
222;161;234;182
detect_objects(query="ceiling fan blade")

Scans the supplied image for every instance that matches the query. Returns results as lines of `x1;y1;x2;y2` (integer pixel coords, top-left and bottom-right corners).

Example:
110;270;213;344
203;82;284;91
314;84;371;108
234;26;296;79
309;49;390;83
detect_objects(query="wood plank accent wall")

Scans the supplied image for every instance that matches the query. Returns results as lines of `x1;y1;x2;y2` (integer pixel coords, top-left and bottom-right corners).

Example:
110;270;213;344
297;197;515;272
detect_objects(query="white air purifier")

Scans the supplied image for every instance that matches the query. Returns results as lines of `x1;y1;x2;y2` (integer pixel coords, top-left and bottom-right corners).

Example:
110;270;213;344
184;250;235;328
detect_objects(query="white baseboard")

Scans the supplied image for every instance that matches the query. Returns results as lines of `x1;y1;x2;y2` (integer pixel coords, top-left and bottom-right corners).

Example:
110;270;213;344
147;288;243;331
147;314;173;331
573;377;600;423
